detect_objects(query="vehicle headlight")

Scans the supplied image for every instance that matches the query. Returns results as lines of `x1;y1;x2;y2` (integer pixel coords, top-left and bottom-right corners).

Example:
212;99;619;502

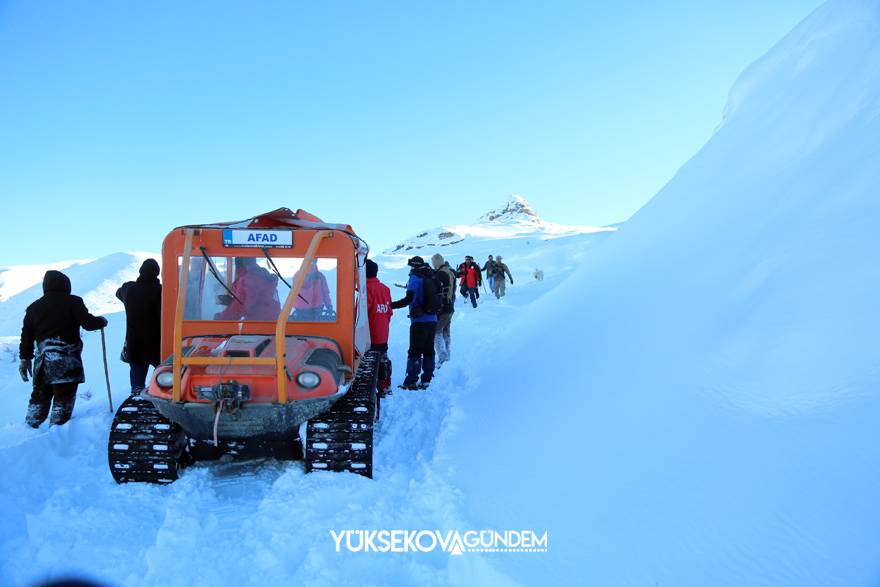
297;371;321;389
156;371;174;388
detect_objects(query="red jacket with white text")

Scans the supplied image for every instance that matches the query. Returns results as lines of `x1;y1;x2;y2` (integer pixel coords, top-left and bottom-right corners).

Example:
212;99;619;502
366;277;393;345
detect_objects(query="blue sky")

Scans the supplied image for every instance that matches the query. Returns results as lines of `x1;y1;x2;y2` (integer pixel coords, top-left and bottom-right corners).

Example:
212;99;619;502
0;0;822;265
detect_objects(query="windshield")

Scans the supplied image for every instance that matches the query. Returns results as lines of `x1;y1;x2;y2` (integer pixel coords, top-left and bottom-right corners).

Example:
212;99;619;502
182;256;338;322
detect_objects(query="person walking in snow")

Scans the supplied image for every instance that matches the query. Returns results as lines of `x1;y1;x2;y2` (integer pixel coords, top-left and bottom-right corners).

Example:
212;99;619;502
431;254;456;365
391;256;438;390
483;255;497;293
365;259;393;395
490;255;514;299
18;270;108;427
116;259;162;395
457;256;482;309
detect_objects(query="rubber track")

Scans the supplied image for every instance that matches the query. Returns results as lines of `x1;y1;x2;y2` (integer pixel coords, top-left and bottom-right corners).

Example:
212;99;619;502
305;350;379;478
108;395;188;484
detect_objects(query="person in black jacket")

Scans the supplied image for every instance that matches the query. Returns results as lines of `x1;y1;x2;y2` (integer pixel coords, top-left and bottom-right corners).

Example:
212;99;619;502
19;270;108;427
116;259;162;394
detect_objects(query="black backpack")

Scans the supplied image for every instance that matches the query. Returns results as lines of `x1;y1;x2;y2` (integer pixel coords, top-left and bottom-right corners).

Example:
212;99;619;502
417;270;444;316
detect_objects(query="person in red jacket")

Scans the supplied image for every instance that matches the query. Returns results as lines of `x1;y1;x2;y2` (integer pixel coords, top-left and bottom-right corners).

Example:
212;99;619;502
365;259;393;394
457;256;482;309
214;258;281;321
292;261;334;321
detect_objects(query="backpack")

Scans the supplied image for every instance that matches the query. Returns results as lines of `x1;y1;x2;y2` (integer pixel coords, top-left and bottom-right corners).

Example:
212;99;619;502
438;266;456;302
414;270;443;316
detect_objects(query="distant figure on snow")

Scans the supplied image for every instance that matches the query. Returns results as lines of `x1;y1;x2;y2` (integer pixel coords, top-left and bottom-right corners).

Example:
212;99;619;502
482;255;497;292
489;255;513;299
457;256;482;309
19;270;108;427
534;268;544;281
116;259;162;395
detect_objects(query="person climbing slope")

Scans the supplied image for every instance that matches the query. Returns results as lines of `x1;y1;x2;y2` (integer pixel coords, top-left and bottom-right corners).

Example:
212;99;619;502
391;256;440;390
457;256;482;309
490;255;514;299
18;270;108;427
365;259;393;395
483;255;497;293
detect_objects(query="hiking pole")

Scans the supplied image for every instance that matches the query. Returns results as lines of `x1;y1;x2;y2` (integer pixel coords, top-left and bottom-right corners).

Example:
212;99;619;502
100;328;113;413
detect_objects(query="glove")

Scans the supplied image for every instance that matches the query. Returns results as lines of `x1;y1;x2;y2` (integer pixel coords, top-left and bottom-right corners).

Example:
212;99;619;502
19;359;32;383
509;279;514;284
98;316;109;328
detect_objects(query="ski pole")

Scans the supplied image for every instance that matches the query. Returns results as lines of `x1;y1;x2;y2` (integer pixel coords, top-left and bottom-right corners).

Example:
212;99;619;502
100;328;113;413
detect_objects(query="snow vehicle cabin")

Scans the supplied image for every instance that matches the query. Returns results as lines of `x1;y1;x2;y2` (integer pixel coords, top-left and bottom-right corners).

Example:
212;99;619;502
108;208;380;484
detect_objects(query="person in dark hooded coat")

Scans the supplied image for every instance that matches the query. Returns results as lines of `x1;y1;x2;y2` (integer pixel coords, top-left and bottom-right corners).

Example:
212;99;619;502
19;270;108;427
116;259;162;394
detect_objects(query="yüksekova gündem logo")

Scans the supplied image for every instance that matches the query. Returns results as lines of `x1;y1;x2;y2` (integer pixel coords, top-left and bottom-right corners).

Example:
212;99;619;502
331;529;549;556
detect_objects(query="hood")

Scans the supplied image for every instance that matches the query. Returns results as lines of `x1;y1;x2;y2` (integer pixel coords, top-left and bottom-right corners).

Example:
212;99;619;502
139;258;160;279
412;265;433;278
43;270;71;295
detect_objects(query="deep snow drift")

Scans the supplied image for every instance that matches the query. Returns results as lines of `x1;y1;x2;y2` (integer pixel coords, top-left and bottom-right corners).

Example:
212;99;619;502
445;1;880;585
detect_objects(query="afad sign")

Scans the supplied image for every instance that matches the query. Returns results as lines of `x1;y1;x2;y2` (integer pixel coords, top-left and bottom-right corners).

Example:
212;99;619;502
331;529;549;556
222;229;293;248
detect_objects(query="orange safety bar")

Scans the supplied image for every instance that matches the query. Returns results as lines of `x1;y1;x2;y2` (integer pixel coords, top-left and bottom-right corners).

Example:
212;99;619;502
274;230;333;402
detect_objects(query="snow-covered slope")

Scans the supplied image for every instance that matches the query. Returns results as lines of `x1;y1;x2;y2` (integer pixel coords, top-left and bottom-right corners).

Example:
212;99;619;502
444;1;880;585
0;253;158;337
379;195;616;289
1;1;877;585
385;194;615;254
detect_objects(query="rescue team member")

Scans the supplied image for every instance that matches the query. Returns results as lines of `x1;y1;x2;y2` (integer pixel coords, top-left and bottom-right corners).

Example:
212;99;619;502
391;256;438;390
214;257;281;321
293;260;334;321
457;256;482;309
19;270;108;427
365;259;393;394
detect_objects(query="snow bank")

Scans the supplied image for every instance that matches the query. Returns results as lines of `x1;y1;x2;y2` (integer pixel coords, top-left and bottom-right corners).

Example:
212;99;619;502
445;0;880;584
0;252;159;337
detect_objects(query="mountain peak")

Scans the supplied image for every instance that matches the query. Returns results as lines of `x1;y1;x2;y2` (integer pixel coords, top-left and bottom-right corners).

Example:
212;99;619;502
478;194;541;224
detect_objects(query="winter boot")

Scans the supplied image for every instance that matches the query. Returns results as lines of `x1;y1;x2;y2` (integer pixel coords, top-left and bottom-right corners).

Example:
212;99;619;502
25;400;50;428
403;356;422;388
49;384;77;426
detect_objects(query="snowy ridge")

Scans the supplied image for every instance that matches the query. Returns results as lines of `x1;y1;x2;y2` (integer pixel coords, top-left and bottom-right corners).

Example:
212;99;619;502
385;195;615;255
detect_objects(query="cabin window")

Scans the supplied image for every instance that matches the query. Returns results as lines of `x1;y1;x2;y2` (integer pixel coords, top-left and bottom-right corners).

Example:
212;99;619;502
179;256;338;322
